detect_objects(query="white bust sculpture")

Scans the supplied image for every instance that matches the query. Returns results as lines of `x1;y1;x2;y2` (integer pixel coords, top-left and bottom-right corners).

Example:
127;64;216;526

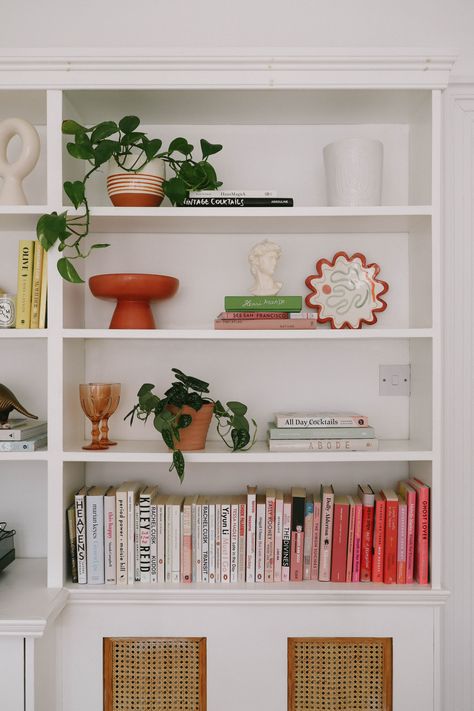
248;239;283;296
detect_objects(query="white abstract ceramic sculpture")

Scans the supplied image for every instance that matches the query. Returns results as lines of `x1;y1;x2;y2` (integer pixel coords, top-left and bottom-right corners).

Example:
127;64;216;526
323;137;383;206
0;118;40;205
248;239;283;296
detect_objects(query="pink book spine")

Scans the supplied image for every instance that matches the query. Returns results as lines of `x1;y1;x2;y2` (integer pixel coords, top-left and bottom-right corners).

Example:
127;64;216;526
397;496;408;584
281;498;292;582
217;311;290;320
411;479;430;585
383;496;398;584
215;318;317;330
182;504;192;583
238;501;246;583
246;487;256;582
345;497;356;582
310;501;321;580
255;497;266;583
290;531;304;581
400;484;416;583
264;492;276;582
273;494;284;582
303;500;314;580
371;495;386;583
352;499;363;582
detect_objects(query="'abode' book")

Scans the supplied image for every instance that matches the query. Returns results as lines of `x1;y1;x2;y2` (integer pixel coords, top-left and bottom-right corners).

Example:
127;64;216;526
268;439;378;452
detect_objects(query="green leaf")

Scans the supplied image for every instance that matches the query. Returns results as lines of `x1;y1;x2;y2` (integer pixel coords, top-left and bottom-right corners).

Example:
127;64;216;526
185;392;204;411
63;180;85;209
172;449;185;482
137;383;155;397
178;414;193;429
213;400;227;417
57;257;84;284
36;212;68;250
162;427;174;450
200;139;223;159
178;160;199;186
143;138;162;161
90;243;110;250
119;116;140;134
90;121;118;143
93;140;118;166
163;177;188;206
226;401;248;416
168;137;193;156
121;132;146;146
62;119;86;135
67;142;94;161
197;161;219;188
231;414;249;432
231;428;250;451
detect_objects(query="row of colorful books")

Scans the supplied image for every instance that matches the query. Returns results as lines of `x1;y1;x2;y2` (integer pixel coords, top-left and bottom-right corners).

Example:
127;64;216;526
268;411;379;452
14;240;47;328
67;477;429;586
214;295;318;330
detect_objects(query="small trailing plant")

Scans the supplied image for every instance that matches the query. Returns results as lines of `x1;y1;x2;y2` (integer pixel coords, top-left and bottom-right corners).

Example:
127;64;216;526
36;116;222;283
125;368;257;481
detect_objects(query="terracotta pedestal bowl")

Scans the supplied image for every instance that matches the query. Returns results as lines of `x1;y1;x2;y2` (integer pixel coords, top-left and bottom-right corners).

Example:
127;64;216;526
89;273;179;329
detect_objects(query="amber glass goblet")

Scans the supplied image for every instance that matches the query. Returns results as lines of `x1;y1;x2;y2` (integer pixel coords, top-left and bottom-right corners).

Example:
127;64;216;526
100;383;121;446
79;383;112;450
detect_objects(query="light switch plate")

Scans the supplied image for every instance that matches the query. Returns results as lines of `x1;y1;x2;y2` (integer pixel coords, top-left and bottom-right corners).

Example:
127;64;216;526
379;364;411;396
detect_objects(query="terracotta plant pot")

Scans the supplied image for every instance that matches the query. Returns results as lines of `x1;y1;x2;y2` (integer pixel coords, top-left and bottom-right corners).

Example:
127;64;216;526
107;156;166;207
168;403;214;451
88;273;179;329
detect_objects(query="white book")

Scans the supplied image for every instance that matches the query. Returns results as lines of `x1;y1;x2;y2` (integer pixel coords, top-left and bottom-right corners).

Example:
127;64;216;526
264;488;276;582
255;495;266;583
208;501;216;583
156;495;167;583
134;502;141;582
86;486;107;585
201;498;209;583
0;419;47;441
104;487;116;584
191;496;198;582
230;498;239;583
195;498;203;583
246;486;257;582
165;496;173;583
115;486;128;585
139;486;158;583
238;497;246;583
75;486;88;584
273;491;284;582
189;189;276;198
281;494;292;582
319;484;335;581
149;499;158;584
171;497;183;583
215;501;221;583
129;485;144;584
180;511;184;583
220;501;231;583
269;438;378;452
183;495;196;583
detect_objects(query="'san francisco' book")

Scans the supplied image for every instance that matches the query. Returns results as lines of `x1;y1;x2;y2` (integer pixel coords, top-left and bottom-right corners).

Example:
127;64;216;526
275;413;368;428
224;295;302;312
290;487;306;581
358;484;375;582
371;493;386;583
382;489;399;584
319;485;335;581
15;239;34;328
330;496;350;582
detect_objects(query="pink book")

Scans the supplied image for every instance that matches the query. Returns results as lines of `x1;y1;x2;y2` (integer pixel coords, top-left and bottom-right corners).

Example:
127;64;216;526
398;481;417;583
303;496;314;580
330;496;349;583
310;495;321;581
217;311;290;320
215;318;317;330
273;491;284;582
345;496;356;582
371;493;386;583
246;486;257;582
255;495;266;583
281;495;292;582
358;484;375;582
265;489;276;582
381;489;398;584
396;494;408;584
410;478;430;585
351;496;363;582
238;497;246;583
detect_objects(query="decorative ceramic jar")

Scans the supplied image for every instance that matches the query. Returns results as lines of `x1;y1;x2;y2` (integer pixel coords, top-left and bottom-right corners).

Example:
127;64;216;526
323;138;383;206
106;156;166;207
0;118;40;205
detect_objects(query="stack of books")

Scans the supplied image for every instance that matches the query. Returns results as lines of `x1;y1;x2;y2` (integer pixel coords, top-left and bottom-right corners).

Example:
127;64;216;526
15;240;47;329
268;412;378;451
66;478;429;586
215;296;318;330
0;419;47;451
182;189;294;208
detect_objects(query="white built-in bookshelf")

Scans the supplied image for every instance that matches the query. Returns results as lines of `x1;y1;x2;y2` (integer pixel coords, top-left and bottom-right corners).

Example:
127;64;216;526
0;50;455;711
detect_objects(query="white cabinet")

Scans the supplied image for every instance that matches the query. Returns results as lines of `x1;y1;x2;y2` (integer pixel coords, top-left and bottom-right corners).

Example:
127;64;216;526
0;49;455;710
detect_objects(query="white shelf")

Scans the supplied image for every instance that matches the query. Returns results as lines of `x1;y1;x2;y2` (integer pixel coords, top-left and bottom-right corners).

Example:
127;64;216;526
0;206;49;231
0;450;48;461
62;439;433;463
84;205;432;234
63;328;433;340
0;330;47;339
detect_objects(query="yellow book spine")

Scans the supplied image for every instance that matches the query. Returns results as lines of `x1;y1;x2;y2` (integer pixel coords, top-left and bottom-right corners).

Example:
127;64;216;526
29;242;44;328
38;250;48;329
15;240;35;328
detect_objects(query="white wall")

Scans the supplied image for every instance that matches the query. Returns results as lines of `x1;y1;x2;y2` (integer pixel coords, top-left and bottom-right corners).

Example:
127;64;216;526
2;0;474;74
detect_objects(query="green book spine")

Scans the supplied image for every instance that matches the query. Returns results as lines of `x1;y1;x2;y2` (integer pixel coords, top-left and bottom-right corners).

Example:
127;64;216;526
268;425;376;440
224;296;302;312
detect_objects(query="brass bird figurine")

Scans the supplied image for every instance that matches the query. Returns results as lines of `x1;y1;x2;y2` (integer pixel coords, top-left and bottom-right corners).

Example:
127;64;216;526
0;384;38;426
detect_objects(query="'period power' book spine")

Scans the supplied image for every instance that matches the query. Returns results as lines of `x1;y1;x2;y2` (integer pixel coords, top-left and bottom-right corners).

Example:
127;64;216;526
15;239;34;328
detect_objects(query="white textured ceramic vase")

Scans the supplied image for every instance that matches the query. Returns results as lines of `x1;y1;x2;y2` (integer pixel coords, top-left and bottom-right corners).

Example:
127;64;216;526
323;138;383;206
0;118;40;205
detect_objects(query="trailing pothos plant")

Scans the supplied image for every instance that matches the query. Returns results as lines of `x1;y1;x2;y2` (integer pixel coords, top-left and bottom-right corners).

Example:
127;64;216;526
36;115;223;283
125;368;257;482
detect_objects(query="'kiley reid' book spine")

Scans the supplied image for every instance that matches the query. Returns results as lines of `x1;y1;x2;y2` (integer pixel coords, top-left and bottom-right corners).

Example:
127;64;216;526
182;197;293;207
15;239;35;328
225;296;302;312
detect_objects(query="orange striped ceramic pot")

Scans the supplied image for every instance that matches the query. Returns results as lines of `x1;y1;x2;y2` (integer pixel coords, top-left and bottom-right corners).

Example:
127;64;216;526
107;156;166;207
168;403;214;451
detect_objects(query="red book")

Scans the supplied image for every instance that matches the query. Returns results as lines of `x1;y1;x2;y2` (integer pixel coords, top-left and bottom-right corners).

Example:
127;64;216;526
351;495;363;582
381;489;398;584
214;318;317;330
398;481;417;583
410;478;430;585
330;496;350;582
357;484;375;582
371;493;386;583
290;487;305;581
396;494;408;584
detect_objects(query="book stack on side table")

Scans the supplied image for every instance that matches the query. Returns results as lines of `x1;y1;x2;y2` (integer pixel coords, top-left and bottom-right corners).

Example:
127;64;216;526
215;296;318;330
268;413;378;452
0;419;47;451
